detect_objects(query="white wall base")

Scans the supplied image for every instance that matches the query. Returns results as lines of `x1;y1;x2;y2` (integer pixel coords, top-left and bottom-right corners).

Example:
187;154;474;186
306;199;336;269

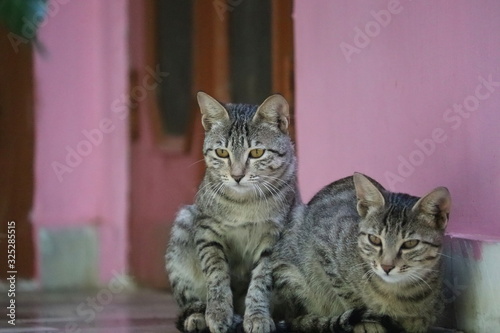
442;238;500;332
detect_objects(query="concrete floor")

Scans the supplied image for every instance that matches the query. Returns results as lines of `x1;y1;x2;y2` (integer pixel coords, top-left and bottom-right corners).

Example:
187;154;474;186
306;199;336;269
1;289;461;332
1;289;178;332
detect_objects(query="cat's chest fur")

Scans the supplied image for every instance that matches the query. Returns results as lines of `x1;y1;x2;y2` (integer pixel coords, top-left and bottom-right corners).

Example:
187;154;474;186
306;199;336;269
224;221;280;277
203;193;286;226
360;278;435;318
197;186;286;278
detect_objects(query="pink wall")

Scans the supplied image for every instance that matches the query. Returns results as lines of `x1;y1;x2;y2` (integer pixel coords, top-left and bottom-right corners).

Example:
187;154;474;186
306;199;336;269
33;0;129;282
294;1;500;240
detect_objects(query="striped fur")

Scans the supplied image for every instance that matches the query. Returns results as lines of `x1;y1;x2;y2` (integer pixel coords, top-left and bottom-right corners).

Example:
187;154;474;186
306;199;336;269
271;173;451;333
166;92;300;333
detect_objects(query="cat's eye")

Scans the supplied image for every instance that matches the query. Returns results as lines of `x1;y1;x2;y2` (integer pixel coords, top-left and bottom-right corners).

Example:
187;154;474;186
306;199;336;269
368;234;382;246
249;148;265;158
401;239;419;249
215;148;229;158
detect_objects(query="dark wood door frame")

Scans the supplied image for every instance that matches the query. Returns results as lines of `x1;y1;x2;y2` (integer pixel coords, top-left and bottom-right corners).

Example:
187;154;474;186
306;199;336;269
0;25;36;280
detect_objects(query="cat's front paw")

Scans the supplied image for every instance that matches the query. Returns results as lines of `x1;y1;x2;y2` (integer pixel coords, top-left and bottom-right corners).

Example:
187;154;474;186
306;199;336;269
205;305;233;333
243;313;275;333
184;312;207;332
353;322;387;333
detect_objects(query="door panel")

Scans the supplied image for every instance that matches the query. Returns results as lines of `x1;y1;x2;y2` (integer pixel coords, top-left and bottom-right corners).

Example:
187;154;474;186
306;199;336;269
128;0;293;288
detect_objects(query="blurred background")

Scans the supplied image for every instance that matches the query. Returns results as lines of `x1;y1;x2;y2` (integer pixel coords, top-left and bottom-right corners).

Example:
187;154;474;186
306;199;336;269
0;0;294;290
1;1;500;331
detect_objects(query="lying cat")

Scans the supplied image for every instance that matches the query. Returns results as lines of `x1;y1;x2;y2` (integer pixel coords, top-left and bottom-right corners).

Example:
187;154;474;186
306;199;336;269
166;92;301;333
272;173;451;333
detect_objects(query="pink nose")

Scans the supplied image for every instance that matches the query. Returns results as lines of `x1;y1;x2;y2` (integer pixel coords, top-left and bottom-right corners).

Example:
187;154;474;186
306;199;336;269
381;264;395;274
232;174;244;183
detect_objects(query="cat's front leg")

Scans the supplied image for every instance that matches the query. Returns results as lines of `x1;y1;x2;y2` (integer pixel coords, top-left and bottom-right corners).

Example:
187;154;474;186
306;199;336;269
205;284;233;333
244;249;275;333
196;227;233;333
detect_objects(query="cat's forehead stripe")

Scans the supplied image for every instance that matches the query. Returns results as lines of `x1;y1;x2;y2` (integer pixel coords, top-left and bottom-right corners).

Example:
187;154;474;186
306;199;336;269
382;205;413;235
226;115;253;151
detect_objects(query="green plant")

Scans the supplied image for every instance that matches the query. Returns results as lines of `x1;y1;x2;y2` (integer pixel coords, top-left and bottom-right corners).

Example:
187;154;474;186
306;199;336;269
0;0;48;41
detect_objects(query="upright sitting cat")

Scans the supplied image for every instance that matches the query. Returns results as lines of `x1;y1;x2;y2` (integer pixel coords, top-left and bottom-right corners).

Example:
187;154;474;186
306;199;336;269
272;173;451;333
166;92;300;333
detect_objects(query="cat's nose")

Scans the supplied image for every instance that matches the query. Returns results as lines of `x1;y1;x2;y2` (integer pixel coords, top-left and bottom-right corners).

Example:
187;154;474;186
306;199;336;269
381;264;395;274
232;175;244;183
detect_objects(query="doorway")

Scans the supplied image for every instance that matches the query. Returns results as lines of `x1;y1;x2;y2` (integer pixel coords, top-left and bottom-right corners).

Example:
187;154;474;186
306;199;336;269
128;0;294;288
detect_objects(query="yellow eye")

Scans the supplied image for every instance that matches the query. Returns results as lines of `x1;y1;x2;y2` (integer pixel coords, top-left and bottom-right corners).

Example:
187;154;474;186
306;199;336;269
215;148;229;158
401;239;419;249
368;234;382;246
249;149;265;158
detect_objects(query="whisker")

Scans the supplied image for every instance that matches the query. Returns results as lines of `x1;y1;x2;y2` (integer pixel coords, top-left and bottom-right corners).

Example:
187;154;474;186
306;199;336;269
254;183;270;213
195;182;217;202
361;268;374;281
250;182;260;201
260;179;287;205
207;182;225;209
351;262;369;271
408;272;432;291
260;181;281;201
437;252;452;259
351;262;370;277
417;267;439;272
187;158;206;168
260;175;296;192
361;270;376;295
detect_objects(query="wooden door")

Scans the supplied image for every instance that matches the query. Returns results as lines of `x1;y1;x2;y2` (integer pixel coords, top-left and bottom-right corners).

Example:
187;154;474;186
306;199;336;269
128;0;294;288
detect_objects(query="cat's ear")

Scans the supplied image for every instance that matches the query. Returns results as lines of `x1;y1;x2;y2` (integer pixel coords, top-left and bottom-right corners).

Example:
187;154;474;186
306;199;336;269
253;94;289;134
353;172;385;218
197;91;229;131
412;187;451;230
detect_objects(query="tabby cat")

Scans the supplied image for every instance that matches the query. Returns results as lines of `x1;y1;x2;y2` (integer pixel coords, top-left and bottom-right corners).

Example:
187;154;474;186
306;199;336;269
166;92;300;333
272;173;451;333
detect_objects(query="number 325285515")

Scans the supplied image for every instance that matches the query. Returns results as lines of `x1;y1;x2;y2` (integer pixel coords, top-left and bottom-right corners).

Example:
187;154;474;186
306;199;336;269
7;221;15;263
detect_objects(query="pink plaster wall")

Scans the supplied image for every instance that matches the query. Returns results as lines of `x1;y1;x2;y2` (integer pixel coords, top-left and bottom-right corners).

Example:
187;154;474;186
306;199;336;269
294;1;500;240
33;0;129;282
